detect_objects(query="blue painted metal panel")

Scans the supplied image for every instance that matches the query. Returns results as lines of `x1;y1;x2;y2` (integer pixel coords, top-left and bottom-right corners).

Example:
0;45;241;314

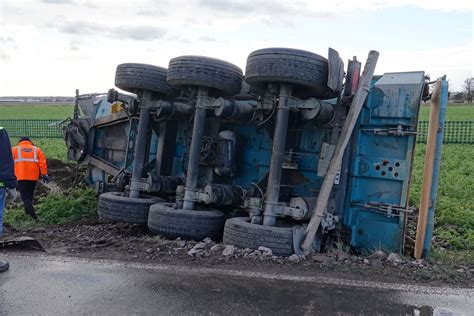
170;117;332;197
343;71;425;253
423;79;448;256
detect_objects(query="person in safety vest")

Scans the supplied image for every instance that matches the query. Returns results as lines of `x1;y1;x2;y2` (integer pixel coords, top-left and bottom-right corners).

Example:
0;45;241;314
12;137;49;220
0;127;17;273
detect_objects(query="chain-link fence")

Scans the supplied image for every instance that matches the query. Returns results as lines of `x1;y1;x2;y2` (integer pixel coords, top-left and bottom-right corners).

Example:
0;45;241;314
0;119;63;138
0;119;473;144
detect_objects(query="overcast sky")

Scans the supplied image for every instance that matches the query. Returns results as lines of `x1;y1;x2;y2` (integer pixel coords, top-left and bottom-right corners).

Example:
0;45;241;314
0;0;472;96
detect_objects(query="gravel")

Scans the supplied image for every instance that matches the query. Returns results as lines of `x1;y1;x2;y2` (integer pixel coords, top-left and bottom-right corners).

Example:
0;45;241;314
3;221;471;286
386;253;403;265
222;245;235;256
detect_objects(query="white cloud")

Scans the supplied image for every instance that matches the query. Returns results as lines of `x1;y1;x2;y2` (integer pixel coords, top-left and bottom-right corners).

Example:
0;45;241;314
345;42;473;91
0;0;472;95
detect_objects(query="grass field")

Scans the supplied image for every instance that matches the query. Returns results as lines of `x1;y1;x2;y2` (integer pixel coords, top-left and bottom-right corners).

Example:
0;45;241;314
0;104;73;119
410;144;474;252
1;104;73;160
2;103;473;121
1;103;473;259
419;104;473;121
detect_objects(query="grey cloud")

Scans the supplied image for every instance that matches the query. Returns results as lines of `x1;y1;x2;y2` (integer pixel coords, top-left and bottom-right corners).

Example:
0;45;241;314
198;0;296;15
198;36;228;44
112;26;166;41
135;0;173;16
197;0;336;20
0;37;18;61
136;7;166;16
67;42;80;51
40;0;101;8
57;21;107;34
199;36;218;42
49;20;166;41
0;37;16;44
40;0;75;4
198;0;248;13
195;0;309;27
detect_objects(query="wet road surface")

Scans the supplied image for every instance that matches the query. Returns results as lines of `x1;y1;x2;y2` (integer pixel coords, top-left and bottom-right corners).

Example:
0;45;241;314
0;254;472;315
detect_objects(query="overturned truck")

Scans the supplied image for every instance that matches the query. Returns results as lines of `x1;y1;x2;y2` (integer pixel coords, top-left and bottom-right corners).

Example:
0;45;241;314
64;47;439;256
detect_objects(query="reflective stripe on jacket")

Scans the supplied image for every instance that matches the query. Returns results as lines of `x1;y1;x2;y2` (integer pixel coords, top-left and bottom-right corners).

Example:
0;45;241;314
12;141;48;181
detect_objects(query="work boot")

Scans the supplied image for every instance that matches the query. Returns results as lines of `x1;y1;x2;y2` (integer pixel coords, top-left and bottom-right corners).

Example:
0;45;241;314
0;261;9;273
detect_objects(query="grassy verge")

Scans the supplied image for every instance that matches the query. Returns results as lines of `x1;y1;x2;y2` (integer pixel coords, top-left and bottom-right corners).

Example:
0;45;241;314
410;144;474;263
4;187;98;230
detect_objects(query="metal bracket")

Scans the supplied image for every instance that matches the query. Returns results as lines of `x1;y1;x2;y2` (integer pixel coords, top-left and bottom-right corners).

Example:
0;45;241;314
352;201;414;217
196;96;215;109
361;124;418;136
282;205;306;219
130;179;148;192
285;97;320;110
183;187;202;202
320;213;338;232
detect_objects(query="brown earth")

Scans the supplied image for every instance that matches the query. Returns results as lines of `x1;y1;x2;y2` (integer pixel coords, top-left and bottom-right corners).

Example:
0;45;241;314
3;219;473;288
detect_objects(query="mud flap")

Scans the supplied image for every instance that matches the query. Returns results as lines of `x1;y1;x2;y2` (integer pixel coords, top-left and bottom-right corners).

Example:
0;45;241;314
0;236;45;251
327;48;344;94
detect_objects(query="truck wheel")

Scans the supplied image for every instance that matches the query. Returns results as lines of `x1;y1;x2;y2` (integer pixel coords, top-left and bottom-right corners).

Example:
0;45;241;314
223;217;294;256
245;48;336;99
148;203;225;241
115;63;175;96
167;56;243;96
98;192;164;224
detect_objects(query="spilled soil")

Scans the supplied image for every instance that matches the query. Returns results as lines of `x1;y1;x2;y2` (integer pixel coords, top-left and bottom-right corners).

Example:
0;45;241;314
35;158;84;196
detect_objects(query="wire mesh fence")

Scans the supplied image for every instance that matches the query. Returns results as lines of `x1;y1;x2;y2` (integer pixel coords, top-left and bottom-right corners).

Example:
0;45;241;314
0;119;473;144
416;121;473;144
0;119;63;139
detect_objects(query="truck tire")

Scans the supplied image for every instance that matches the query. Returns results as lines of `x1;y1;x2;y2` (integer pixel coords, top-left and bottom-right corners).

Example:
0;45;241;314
245;48;336;99
223;217;294;256
98;192;164;224
167;56;243;96
148;203;225;241
115;63;175;96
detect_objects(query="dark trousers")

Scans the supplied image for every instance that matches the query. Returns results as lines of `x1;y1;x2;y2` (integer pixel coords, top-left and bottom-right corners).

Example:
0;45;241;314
17;180;38;220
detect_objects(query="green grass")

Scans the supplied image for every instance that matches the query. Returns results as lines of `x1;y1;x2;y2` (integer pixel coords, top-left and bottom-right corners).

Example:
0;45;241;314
419;104;474;121
9;138;67;161
410;144;474;252
4;187;98;230
0;104;70;160
0;104;73;119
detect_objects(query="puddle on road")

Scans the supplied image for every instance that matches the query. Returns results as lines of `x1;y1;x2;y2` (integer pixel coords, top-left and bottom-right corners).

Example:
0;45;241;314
390;291;472;315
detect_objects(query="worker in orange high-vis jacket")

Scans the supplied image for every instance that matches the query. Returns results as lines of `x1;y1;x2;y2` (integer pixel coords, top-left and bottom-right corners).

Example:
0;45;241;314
12;137;49;220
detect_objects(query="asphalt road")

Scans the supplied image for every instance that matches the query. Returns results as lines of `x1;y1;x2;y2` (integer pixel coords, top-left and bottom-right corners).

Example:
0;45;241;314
0;254;472;315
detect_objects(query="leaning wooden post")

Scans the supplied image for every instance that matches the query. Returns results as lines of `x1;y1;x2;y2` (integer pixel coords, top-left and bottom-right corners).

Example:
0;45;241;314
300;50;379;253
414;79;442;259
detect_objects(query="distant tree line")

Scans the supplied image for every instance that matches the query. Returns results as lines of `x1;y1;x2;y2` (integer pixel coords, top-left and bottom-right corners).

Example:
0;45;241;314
451;77;473;103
